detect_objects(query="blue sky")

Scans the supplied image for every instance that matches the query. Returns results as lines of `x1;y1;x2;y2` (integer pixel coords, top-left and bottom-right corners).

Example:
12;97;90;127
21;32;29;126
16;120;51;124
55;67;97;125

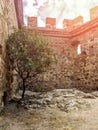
23;0;98;28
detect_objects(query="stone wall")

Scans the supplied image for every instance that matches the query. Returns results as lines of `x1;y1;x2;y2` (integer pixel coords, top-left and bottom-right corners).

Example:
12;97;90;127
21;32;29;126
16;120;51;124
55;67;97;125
45;29;98;91
72;26;98;91
28;15;98;91
0;0;18;107
42;36;77;88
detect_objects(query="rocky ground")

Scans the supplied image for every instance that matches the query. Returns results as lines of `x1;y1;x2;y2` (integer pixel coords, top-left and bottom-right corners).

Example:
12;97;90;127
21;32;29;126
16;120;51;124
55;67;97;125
0;88;98;130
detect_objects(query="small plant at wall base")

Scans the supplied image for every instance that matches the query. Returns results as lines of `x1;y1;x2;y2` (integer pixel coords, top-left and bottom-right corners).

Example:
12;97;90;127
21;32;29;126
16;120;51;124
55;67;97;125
6;28;54;99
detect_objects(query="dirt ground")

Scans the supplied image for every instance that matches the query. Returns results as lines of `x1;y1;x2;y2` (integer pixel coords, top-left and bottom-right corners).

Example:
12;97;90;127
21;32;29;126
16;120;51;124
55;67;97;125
0;90;98;130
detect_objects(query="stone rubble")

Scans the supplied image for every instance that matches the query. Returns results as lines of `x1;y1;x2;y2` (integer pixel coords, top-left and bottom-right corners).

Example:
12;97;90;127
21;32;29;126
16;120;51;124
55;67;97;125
20;89;95;112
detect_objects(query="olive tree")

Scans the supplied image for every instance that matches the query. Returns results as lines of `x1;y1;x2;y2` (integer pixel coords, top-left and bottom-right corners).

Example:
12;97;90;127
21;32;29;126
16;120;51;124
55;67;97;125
6;29;54;98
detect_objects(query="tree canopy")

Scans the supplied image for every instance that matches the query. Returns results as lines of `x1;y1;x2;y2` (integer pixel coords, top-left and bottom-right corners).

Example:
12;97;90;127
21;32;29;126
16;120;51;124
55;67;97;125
6;28;54;98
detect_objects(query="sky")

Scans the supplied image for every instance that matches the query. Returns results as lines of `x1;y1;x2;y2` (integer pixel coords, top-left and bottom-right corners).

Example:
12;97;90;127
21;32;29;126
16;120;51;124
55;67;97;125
23;0;98;28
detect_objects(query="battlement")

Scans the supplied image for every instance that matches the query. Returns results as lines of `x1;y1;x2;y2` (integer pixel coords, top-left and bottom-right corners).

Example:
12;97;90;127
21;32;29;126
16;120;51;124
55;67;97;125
46;18;56;29
28;6;98;31
28;16;83;30
63;16;83;30
90;6;98;20
28;17;37;28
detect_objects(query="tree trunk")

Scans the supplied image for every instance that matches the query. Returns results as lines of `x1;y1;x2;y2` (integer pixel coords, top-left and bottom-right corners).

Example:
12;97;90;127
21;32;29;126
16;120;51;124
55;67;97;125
22;80;26;99
3;91;8;106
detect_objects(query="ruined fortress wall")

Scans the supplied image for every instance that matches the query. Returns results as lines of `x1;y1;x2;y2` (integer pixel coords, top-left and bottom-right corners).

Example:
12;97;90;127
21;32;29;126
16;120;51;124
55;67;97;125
71;26;98;90
0;0;18;106
43;36;77;88
44;28;98;90
28;15;98;91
